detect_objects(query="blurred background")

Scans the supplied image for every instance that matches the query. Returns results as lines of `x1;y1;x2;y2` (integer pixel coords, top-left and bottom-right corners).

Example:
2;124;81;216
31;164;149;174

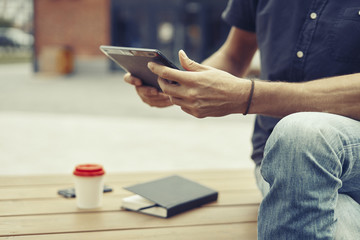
0;0;258;176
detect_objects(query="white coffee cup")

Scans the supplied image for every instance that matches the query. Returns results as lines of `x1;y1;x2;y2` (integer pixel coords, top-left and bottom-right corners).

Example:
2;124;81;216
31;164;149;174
73;164;105;209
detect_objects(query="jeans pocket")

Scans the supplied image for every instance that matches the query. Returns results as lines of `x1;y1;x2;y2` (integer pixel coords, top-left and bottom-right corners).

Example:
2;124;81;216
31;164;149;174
328;7;360;63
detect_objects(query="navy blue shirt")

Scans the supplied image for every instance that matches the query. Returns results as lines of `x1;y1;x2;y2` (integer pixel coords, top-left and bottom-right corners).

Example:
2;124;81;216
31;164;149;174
222;0;360;165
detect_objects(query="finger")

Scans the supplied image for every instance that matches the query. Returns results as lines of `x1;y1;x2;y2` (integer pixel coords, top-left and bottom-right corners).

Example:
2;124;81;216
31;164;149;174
180;106;205;119
157;77;186;98
146;98;173;108
178;50;208;72
180;106;193;115
136;86;159;97
124;73;142;86
168;96;186;106
136;86;171;102
169;96;204;118
148;62;201;86
136;87;173;107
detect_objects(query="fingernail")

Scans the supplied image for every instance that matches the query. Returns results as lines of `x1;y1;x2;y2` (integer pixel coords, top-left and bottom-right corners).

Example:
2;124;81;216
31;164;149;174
147;62;153;69
179;49;187;58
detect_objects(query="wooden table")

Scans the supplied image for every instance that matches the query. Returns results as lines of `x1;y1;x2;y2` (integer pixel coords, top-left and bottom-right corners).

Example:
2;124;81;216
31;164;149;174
0;169;261;239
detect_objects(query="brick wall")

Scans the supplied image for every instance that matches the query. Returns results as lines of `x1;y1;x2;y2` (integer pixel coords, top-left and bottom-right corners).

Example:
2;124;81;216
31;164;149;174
34;0;111;58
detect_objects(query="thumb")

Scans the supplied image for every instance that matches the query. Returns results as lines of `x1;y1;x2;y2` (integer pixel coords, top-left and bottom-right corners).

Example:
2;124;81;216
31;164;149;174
179;50;207;72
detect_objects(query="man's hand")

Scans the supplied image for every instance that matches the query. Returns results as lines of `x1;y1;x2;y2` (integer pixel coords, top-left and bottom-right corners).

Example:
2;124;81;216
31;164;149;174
124;73;173;108
148;50;252;118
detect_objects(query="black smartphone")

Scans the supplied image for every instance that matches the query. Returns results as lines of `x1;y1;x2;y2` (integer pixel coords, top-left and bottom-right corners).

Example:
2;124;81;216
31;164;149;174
100;45;179;91
58;185;113;198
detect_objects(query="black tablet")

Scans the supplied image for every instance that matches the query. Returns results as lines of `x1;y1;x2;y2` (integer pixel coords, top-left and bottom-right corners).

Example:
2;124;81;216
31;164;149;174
100;46;179;91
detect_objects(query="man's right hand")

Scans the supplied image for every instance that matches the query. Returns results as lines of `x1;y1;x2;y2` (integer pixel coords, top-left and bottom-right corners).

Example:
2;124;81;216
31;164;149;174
124;73;173;108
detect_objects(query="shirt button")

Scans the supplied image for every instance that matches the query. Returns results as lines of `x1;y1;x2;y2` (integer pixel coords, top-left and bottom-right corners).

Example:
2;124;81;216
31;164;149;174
297;51;304;58
310;12;317;19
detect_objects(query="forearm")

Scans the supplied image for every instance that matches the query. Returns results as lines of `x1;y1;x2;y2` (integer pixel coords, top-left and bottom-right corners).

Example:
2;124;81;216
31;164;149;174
202;27;257;78
250;73;360;120
202;48;250;77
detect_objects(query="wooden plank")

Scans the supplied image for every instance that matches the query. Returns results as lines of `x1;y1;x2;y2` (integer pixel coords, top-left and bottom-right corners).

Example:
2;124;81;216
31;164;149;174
0;222;257;240
0;169;255;187
0;178;258;201
0;170;259;239
0;205;258;237
0;190;261;217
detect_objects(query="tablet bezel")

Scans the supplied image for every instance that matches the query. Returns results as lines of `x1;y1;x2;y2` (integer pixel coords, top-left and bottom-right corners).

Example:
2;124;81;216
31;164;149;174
100;45;179;91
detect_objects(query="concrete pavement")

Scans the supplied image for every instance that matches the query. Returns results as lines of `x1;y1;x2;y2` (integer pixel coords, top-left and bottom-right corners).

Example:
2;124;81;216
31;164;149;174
0;63;255;175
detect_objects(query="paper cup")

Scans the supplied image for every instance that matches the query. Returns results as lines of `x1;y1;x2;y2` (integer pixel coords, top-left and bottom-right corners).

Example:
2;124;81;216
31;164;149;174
73;164;105;209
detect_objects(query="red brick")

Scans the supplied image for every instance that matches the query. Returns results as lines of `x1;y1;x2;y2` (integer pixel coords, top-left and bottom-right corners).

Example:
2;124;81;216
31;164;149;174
34;0;111;58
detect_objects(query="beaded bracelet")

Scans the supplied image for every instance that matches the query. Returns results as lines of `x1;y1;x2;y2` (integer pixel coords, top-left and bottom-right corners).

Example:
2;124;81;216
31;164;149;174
243;79;255;116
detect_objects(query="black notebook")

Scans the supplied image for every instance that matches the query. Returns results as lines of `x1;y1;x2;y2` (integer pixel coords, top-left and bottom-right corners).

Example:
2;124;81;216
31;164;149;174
121;175;218;218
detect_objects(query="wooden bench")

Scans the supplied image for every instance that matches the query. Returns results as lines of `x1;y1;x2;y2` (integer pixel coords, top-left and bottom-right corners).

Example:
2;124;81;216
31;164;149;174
0;169;261;239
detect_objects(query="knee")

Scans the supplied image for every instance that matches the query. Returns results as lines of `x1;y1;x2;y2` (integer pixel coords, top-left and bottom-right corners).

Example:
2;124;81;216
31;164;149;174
264;112;327;155
261;112;343;182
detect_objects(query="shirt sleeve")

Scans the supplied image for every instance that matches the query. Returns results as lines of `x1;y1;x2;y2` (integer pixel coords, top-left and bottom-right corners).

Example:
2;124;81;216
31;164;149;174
222;0;258;32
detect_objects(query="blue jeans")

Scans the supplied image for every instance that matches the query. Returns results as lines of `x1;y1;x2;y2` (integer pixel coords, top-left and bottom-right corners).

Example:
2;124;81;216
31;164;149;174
254;112;360;240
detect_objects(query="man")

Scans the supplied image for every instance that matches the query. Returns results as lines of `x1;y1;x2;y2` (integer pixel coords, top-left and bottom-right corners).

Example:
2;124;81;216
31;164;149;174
125;0;360;239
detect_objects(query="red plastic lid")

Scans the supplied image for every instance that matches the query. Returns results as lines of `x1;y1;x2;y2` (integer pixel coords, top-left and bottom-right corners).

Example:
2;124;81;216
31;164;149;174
73;164;105;177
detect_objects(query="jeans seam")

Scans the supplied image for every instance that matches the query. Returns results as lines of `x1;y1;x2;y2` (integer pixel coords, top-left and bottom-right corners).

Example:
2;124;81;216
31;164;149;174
336;143;360;180
259;163;271;187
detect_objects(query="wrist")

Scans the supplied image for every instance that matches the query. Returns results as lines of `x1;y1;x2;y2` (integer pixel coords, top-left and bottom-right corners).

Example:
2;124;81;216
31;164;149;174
243;79;255;115
250;80;307;117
